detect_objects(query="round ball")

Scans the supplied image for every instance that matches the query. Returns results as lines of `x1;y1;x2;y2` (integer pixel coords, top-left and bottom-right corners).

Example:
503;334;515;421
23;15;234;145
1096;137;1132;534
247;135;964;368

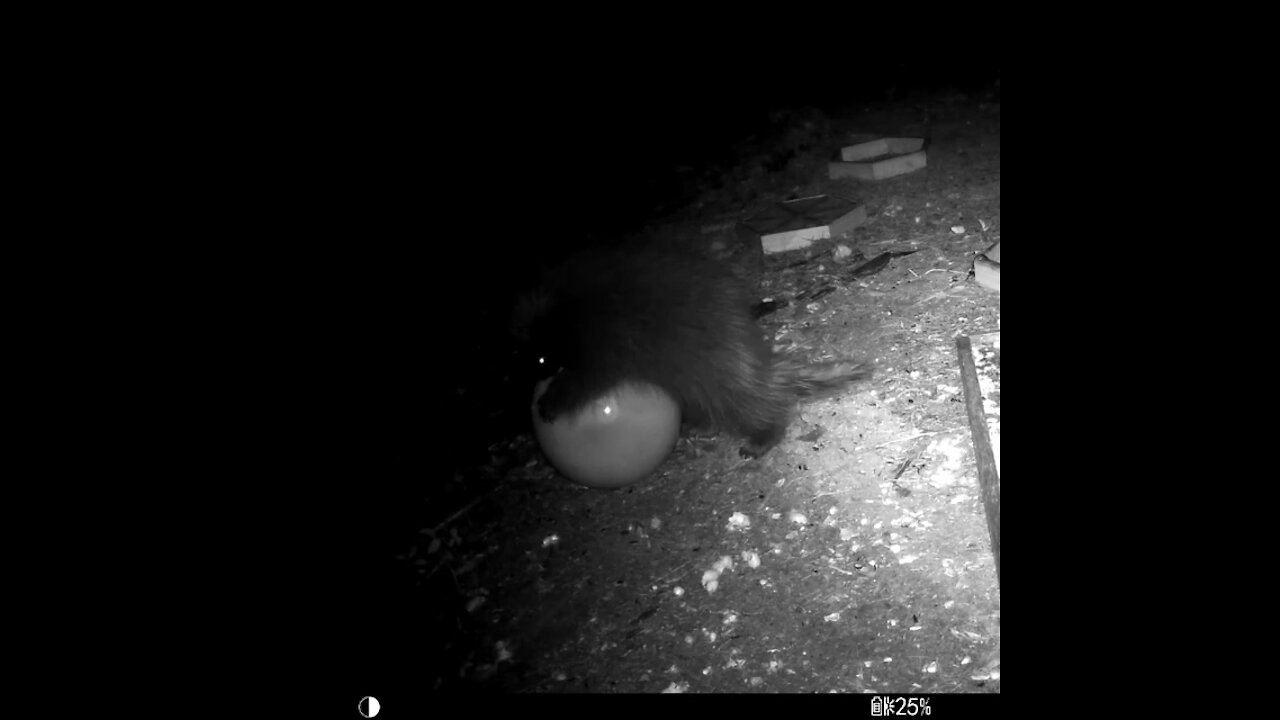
532;379;681;488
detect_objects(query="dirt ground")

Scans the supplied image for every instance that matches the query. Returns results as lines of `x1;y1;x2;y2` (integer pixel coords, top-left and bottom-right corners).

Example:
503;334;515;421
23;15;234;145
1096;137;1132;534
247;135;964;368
387;87;1000;694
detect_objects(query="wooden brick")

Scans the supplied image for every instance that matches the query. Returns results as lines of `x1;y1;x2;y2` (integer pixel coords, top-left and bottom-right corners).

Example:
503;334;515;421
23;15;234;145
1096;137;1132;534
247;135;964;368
741;195;867;254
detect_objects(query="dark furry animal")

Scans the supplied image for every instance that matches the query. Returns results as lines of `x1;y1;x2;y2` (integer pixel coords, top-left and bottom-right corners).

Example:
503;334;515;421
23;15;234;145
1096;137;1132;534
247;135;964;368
513;247;872;458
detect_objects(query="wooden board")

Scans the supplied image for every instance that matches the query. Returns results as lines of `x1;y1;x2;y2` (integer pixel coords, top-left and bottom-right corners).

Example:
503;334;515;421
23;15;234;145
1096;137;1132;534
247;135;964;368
741;195;866;254
828;150;928;180
956;331;1000;584
839;136;925;162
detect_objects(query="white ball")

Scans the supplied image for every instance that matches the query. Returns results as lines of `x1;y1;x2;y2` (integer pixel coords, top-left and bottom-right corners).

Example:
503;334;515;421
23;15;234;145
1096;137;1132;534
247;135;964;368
532;379;681;487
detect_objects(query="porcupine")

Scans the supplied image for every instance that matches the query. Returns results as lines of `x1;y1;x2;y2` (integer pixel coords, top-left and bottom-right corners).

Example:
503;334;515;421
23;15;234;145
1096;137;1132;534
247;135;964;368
513;246;873;458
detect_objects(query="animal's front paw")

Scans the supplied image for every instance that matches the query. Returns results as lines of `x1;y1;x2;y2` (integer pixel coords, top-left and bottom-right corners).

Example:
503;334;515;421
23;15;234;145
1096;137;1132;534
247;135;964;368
535;397;560;424
534;381;567;423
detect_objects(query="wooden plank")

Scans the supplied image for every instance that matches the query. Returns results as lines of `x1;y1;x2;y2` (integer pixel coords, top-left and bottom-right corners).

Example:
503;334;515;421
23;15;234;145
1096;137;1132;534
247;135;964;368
956;332;1000;584
741;195;867;254
828;150;928;180
839;136;925;162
